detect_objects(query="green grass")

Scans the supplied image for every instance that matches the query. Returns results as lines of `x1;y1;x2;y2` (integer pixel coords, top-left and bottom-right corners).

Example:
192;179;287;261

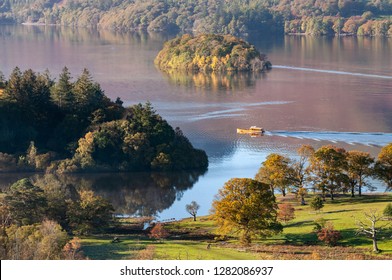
282;194;392;253
81;194;392;260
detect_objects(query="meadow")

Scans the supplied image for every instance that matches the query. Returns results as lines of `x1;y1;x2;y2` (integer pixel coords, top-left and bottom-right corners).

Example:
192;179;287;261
81;193;392;260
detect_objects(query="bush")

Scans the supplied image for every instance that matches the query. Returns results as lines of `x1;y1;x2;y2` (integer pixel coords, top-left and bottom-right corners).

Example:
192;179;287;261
310;196;324;212
278;203;295;223
316;222;341;246
148;223;169;241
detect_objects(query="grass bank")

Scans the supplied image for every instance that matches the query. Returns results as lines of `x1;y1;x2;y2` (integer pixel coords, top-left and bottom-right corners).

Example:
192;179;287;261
81;193;392;260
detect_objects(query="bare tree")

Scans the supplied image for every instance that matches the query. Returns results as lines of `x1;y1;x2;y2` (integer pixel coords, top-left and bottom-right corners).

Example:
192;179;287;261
186;201;200;221
355;209;391;253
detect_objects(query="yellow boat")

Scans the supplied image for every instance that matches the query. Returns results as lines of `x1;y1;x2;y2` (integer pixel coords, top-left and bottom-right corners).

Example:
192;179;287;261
237;126;265;135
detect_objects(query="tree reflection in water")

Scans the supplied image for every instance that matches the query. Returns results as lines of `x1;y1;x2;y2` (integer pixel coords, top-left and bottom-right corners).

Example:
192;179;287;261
161;69;267;92
25;170;206;218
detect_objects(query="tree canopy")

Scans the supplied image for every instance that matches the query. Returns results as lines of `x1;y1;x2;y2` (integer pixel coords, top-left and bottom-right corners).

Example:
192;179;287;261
155;34;270;73
0;67;208;173
1;1;391;37
211;178;282;245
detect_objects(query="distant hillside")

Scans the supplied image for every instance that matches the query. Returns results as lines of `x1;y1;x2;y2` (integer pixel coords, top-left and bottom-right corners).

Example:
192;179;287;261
155;34;271;73
1;0;391;36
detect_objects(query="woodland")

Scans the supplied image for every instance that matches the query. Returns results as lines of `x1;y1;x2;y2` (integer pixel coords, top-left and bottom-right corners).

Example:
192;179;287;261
0;68;208;173
0;0;391;37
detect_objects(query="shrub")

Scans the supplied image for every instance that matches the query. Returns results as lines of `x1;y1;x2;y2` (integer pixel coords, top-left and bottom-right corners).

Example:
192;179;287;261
148;223;169;241
316;222;341;246
310;196;324;212
278;203;295;223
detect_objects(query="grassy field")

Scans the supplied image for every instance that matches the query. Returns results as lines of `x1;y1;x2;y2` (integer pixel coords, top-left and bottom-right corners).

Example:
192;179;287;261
81;193;392;260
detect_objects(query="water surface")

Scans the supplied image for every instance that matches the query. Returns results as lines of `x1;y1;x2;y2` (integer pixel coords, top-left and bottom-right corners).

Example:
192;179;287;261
1;26;391;219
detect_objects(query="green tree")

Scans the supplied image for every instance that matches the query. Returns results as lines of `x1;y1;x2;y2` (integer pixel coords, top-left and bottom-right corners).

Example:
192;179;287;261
375;143;392;192
383;203;392;219
211;178;282;245
73;68;105;116
5;178;47;225
51;66;74;109
346;150;374;197
310;196;324;212
0;71;5;88
255;153;293;196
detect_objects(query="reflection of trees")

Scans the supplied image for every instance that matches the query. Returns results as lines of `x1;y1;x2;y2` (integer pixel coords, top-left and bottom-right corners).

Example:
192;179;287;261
161;69;266;92
0;25;174;50
23;171;205;217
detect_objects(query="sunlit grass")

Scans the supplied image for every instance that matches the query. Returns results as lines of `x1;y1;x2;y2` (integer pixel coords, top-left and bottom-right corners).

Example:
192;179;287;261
81;194;392;259
281;194;392;253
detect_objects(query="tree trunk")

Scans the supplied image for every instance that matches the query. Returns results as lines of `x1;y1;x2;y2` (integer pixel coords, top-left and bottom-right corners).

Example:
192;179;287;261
351;185;355;197
282;188;286;197
193;215;196;222
358;185;362;197
330;190;334;200
372;236;379;253
301;195;306;205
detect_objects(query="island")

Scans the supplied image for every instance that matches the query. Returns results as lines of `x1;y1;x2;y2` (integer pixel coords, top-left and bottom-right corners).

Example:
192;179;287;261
154;34;271;73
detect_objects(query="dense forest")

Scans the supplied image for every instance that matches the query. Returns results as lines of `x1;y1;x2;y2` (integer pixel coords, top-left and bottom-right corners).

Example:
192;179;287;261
155;34;271;73
0;67;208;173
1;0;392;36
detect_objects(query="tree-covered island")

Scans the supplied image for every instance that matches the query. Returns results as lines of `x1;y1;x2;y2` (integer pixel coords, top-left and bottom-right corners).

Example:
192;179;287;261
0;67;208;173
155;34;271;73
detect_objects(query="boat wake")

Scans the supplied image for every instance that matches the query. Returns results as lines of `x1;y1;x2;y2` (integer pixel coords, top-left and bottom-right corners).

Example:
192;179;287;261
274;65;392;80
265;131;392;147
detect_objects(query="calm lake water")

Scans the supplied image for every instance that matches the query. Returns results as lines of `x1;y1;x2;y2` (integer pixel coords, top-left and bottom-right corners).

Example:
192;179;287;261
1;25;391;220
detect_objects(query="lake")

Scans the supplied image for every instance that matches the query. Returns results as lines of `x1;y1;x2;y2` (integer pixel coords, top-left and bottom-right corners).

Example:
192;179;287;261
0;25;391;220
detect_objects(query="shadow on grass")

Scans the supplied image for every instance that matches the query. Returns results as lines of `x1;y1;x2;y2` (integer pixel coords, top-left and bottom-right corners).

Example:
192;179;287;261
326;194;392;205
81;235;151;260
324;209;357;214
284;220;315;228
284;232;318;245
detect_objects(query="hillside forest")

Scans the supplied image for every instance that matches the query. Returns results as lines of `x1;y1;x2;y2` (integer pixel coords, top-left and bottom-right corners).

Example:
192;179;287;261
1;0;392;37
0;67;208;173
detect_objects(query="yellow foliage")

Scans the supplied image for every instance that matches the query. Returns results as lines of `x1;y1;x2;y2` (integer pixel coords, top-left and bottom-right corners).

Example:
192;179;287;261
76;132;95;156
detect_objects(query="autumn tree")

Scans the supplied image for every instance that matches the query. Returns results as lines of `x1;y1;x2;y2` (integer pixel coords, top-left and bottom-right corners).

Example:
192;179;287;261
310;145;348;200
211;178;282;245
148;223;170;241
255;153;293;196
67;189;114;235
62;237;85;260
3;220;68;260
291;145;314;205
185;201;200;221
374;143;392;192
278;203;295;224
346;150;374;197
